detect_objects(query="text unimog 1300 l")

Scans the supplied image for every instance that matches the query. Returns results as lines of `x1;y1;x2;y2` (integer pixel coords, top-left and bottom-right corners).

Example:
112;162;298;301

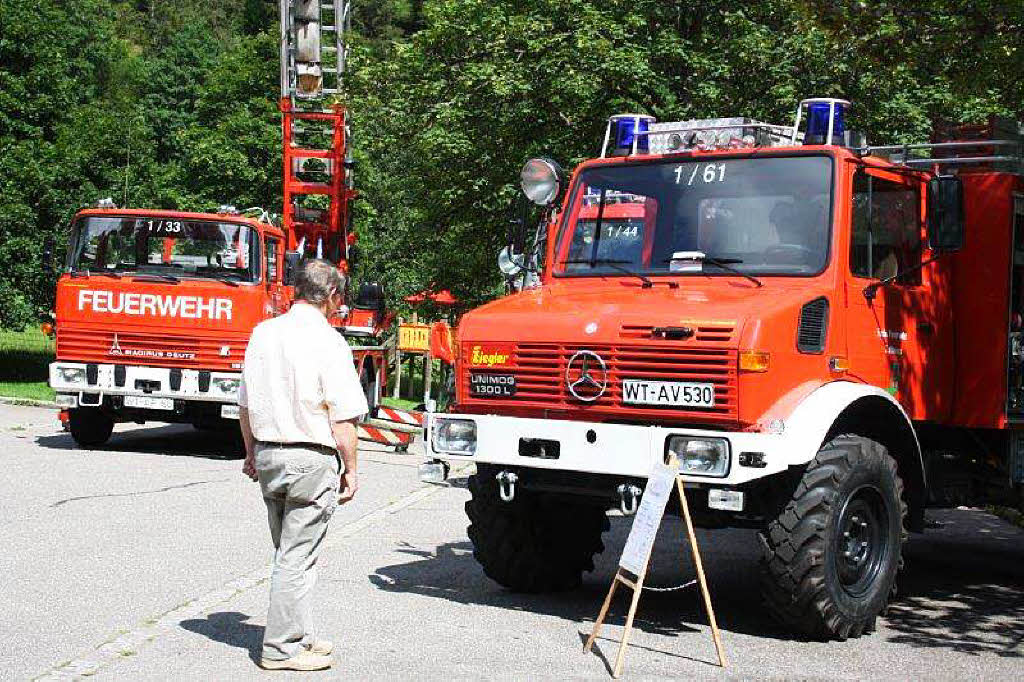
422;99;1024;639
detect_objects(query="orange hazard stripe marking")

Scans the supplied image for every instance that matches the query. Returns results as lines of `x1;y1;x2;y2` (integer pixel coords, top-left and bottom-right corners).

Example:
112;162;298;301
377;407;425;426
358;425;413;445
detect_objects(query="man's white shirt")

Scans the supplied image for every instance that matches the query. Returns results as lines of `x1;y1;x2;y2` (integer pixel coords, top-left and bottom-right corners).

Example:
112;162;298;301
238;302;368;450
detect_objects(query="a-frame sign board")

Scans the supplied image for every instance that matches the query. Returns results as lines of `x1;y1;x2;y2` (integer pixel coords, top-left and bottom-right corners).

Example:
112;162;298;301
584;456;726;677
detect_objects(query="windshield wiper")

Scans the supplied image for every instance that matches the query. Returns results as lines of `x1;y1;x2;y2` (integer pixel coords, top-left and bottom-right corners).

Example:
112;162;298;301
664;252;763;288
70;269;122;279
132;273;180;284
201;272;241;287
561;258;676;289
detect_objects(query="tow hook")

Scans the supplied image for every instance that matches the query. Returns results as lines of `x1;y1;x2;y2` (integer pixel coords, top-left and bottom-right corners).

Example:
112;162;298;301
496;470;518;502
617;483;642;515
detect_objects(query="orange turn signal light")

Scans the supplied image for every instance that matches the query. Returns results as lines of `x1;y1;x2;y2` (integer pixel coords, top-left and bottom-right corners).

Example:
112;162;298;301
829;356;850;373
739;350;770;372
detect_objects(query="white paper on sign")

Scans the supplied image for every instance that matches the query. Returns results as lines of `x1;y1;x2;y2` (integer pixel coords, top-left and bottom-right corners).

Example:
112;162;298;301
619;459;676;575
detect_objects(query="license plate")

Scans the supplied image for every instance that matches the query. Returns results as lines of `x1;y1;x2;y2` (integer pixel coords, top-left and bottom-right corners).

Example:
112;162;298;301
621;380;715;407
123;395;174;411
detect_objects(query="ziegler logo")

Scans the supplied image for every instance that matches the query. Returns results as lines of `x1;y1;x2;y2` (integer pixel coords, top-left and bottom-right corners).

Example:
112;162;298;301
469;344;513;367
78;290;232;321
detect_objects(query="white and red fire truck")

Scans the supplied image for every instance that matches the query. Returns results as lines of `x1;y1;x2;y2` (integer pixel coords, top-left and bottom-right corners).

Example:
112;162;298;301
423;100;1023;639
48;1;412;448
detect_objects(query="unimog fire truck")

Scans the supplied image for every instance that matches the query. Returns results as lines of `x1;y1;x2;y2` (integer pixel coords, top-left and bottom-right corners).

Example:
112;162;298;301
49;0;393;446
422;98;1024;639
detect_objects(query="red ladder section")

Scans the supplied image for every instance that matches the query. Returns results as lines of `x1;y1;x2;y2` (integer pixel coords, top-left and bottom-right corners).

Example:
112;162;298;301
281;98;354;268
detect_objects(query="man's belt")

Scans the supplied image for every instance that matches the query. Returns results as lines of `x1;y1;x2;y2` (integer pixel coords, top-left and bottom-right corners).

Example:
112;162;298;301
257;441;337;456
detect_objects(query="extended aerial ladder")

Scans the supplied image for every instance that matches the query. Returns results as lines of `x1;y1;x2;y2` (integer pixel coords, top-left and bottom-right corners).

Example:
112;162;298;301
279;0;354;265
278;1;416;447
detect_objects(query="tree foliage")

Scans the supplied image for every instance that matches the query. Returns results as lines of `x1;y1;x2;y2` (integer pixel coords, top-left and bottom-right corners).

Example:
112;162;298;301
0;0;1020;327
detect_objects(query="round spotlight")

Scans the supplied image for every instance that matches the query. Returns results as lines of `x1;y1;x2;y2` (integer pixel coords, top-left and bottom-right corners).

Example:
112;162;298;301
520;158;563;206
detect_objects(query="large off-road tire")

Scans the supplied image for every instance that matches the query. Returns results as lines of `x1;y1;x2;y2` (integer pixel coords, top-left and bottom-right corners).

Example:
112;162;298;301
68;407;114;447
759;434;907;640
466;466;609;592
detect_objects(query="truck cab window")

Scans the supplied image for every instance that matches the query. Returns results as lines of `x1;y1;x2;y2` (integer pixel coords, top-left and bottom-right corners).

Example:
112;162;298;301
555;156;833;277
266;238;279;282
851;173;922;284
66;217;260;284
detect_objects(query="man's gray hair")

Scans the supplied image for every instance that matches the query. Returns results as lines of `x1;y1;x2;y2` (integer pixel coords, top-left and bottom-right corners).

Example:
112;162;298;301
295;259;346;305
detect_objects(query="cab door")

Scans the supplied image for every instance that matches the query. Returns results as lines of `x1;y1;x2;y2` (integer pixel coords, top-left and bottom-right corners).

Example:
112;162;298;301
845;169;954;420
264;236;286;317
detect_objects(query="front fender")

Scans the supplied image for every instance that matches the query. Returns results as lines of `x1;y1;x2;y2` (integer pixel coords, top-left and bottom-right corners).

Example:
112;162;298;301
777;380;926;529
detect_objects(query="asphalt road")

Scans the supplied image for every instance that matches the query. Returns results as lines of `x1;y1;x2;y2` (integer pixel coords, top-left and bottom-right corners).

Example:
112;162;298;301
1;402;1021;681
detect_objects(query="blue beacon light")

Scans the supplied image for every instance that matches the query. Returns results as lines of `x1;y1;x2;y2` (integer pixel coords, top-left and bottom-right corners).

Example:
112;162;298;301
609;114;655;155
801;99;849;146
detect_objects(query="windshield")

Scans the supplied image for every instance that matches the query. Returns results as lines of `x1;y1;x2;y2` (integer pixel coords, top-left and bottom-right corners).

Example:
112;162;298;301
555;155;833;276
66;216;260;283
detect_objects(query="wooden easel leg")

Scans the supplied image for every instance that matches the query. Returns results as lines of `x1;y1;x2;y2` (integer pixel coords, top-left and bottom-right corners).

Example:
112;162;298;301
612;578;644;679
584;571;621;653
676;478;727;668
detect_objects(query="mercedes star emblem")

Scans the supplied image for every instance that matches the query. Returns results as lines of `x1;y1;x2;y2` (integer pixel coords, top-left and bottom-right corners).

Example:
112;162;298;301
566;350;608;402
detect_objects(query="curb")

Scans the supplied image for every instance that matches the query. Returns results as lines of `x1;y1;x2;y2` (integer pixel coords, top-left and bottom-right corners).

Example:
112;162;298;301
0;396;57;409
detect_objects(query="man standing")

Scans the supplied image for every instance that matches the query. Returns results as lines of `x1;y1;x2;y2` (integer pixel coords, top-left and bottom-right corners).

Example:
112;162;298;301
238;259;368;671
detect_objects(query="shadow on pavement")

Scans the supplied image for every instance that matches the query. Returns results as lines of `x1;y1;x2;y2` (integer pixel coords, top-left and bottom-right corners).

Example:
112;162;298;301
180;611;263;664
36;423;244;460
884;509;1024;657
370;507;1024;650
369;515;793;645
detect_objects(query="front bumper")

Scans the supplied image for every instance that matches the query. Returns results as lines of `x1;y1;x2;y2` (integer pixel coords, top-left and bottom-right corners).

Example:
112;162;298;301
49;361;240;415
425;413;789;485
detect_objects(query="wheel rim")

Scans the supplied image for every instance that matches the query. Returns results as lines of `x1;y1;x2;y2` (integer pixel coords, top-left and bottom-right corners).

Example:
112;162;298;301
833;484;890;598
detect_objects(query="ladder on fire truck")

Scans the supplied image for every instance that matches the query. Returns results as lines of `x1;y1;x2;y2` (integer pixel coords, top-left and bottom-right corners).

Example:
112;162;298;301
279;0;354;262
279;1;419;450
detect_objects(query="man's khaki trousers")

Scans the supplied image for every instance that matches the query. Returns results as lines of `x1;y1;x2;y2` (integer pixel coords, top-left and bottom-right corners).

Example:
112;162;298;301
255;443;340;661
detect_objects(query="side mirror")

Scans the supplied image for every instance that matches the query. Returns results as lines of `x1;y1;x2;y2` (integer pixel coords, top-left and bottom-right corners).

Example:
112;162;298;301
927;175;964;251
283;250;302;285
353;282;386;312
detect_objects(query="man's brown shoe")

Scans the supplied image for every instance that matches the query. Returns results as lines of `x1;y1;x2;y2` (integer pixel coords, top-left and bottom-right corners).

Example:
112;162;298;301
307;640;333;656
260;650;332;671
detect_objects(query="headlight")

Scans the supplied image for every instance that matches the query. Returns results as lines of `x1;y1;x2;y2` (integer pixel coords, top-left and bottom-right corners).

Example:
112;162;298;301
667;436;730;477
212;377;240;394
432;419;477;455
58;367;86;384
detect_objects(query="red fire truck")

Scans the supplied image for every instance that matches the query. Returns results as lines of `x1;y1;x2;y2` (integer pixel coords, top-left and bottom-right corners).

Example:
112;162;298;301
423;100;1023;639
49;0;395;447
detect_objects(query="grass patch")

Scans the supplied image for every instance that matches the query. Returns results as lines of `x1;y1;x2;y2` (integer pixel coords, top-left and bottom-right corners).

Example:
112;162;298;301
380;396;422;411
0;381;55;402
0;328;55;402
0;328;54;382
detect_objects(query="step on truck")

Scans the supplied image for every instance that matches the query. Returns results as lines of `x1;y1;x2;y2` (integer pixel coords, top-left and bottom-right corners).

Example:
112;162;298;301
421;99;1024;639
49;0;394;447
